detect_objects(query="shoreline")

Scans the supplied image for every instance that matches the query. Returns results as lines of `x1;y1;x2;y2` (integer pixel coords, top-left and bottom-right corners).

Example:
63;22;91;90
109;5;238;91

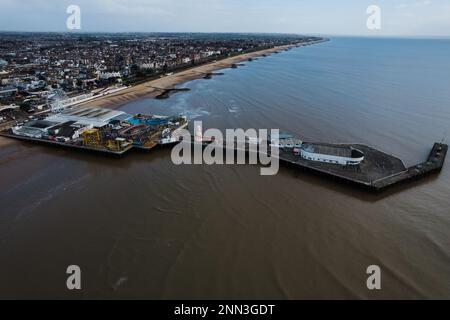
75;42;310;111
0;41;324;148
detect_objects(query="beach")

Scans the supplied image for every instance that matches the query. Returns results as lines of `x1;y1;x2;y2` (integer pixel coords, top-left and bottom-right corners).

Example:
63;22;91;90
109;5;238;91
76;43;300;110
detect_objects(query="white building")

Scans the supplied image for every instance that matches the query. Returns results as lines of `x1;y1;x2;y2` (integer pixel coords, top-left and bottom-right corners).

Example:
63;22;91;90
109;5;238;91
271;137;303;148
46;107;131;128
299;143;364;166
140;62;155;70
12;120;60;138
49;93;95;111
98;71;121;80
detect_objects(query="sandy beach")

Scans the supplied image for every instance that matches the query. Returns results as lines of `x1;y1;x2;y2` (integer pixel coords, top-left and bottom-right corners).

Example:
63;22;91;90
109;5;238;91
76;43;300;110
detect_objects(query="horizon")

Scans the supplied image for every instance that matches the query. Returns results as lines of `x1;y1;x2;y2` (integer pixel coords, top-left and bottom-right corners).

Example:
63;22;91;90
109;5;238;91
1;31;449;41
1;30;450;40
1;0;450;37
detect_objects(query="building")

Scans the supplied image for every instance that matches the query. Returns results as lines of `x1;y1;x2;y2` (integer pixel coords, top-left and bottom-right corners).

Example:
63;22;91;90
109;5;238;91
0;87;18;97
299;143;364;166
0;103;19;112
98;71;121;80
12;119;61;138
270;134;302;148
46;107;131;128
49;93;95;110
10;107;132;140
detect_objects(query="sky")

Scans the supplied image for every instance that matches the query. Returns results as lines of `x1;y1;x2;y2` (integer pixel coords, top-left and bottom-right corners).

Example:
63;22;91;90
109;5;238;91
0;0;449;36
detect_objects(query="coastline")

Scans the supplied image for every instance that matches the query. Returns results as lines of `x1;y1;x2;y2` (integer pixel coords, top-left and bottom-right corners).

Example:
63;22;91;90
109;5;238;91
75;43;304;110
0;41;322;148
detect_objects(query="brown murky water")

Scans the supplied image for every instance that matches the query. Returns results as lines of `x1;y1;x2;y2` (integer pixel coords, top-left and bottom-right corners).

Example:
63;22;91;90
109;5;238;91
1;38;449;299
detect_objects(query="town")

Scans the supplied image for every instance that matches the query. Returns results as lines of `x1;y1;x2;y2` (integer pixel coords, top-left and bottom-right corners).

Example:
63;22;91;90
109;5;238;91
0;32;320;129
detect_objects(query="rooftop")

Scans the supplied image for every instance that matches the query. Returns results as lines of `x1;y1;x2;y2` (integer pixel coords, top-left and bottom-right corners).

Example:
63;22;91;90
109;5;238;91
24;119;60;129
301;143;363;158
46;107;130;127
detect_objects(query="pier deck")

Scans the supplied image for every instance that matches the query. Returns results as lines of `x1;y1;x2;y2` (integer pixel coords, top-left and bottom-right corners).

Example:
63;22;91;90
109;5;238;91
279;142;447;191
197;140;447;192
0;131;133;156
278;143;407;188
371;143;447;190
1;127;447;192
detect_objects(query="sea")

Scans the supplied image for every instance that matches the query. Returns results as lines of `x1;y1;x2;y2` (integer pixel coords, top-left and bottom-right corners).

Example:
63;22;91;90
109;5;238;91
1;37;449;299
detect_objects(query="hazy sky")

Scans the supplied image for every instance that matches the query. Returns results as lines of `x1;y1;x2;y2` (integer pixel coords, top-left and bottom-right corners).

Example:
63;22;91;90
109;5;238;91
0;0;449;36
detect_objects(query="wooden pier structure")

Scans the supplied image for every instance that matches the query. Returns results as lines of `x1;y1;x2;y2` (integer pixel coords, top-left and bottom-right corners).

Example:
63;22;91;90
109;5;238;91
1;127;447;192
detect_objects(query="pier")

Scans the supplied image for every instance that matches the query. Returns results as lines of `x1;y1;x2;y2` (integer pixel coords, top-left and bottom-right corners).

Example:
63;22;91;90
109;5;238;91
371;143;447;190
277;142;447;191
0;131;132;156
0;106;188;156
192;139;447;192
1;121;447;192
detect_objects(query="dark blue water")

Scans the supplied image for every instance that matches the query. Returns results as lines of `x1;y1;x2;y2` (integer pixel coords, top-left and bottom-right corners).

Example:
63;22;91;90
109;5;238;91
1;37;449;299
